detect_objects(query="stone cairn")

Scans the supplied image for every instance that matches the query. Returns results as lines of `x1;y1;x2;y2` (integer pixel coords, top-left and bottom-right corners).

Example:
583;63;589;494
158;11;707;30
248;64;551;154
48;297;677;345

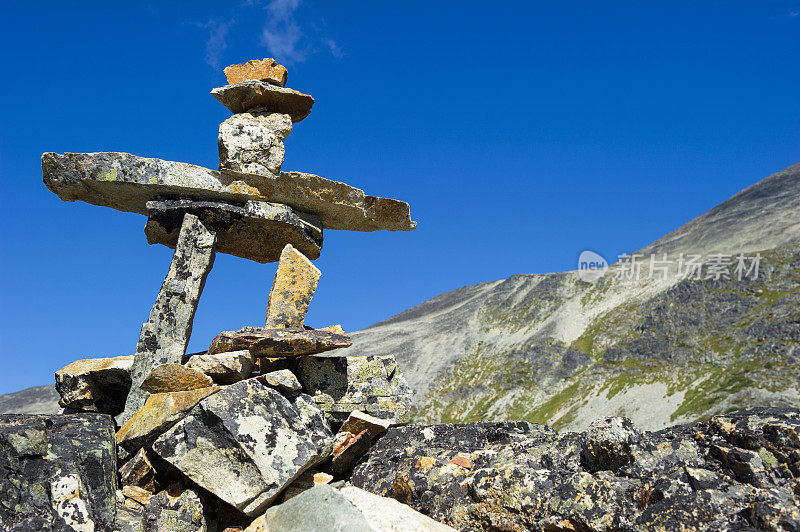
30;58;430;530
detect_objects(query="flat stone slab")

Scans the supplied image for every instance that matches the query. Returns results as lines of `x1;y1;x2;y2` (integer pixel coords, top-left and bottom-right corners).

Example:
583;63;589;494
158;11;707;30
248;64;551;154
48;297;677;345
144;198;322;263
212;81;313;121
42;152;416;232
208;327;353;357
224;58;288;86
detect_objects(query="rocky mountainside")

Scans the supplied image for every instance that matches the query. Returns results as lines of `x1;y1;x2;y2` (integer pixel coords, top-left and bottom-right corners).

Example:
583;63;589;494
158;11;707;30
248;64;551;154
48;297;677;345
343;162;800;431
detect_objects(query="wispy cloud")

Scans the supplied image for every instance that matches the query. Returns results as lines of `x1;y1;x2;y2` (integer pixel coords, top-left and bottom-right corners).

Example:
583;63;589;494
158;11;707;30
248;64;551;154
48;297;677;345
260;0;307;63
325;39;344;58
205;19;235;69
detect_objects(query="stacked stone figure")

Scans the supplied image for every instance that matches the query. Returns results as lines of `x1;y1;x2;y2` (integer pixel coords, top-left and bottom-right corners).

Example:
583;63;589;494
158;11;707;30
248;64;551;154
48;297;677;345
35;58;423;530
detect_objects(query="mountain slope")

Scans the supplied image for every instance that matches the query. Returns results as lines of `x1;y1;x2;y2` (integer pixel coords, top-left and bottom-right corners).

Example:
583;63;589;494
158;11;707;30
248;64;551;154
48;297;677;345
343;161;800;430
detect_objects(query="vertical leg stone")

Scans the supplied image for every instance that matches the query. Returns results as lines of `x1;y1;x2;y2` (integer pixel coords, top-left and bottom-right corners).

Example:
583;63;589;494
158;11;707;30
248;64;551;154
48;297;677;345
119;214;217;425
264;244;321;328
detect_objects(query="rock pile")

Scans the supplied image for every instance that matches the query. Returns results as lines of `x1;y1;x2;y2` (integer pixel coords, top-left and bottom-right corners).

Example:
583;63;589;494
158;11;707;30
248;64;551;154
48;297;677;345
17;58;429;531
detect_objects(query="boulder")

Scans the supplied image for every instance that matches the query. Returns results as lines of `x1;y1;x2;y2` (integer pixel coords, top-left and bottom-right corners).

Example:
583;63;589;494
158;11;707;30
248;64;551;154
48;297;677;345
244;485;371;532
116;387;220;456
119;448;158;493
145;198;322;263
264;244;320;328
211;80;314;121
120;214;217;425
152;379;334;516
339;486;457;532
224;58;288;86
256;369;302;393
208;327;352;357
54;355;133;415
42;152;417;232
296;355;412;424
219;111;292;176
350;409;800;531
0;413;117;531
186;350;254;384
340;411;392;438
140;364;213;393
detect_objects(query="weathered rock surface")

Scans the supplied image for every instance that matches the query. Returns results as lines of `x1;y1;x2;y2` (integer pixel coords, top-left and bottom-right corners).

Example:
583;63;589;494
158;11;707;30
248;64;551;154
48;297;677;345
116;387;220;455
152;379;334;516
219;111;292;176
140;363;213;393
54;355;133;415
208;327;352;357
331;430;371;475
280;469;333;501
0;413;117;531
145;198;322;263
43;152;417;232
118;483;207;532
212;80;314;121
297;355;412;424
186;350;254;384
119;448;158;493
351;408;800;531
265;244;320;328
257;369;302;392
224;58;288;86
244;485;371;532
120;214;216;425
339;486;457;532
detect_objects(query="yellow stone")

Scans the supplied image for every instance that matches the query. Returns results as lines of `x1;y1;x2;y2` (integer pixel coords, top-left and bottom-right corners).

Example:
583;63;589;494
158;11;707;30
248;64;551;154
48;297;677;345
224;58;288;86
140;363;214;393
264;244;321;328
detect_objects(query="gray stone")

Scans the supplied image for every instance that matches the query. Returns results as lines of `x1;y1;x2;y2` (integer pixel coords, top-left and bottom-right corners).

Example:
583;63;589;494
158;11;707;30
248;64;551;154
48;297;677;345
142;485;207;532
296;355;412;425
339;486;456;532
211;80;314;121
152;379;333;517
219;110;292;176
0;413;117;531
119;214;216;425
209;327;352;357
244;485;372;532
144;198;322;263
54;355;133;415
42;152;417;232
257;369;302;393
185;350;254;384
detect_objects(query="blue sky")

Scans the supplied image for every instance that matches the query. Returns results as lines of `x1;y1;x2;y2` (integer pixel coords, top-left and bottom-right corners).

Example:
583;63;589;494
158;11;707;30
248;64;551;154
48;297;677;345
1;1;798;395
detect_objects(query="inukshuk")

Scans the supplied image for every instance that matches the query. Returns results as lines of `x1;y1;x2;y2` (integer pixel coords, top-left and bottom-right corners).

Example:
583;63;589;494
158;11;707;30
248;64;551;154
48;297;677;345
42;57;416;430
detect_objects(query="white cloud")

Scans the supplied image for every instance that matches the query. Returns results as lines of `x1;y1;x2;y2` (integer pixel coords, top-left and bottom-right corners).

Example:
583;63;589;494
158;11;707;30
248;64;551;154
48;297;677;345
325;39;344;58
260;0;307;63
205;19;234;69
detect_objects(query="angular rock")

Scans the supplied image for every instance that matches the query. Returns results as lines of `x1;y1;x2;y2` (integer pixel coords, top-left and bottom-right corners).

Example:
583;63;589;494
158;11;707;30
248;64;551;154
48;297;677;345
219;111;292;176
120;214;216;425
256;369;302;393
212;80;314;121
244;485;371;532
122;485;153;507
142;484;206;532
119;448;158;493
351;409;800;531
208;326;352;357
43;152;417;232
331;430;371;475
296;355;412;424
280;470;334;501
339;486;457;532
152;379;334;516
0;413;117;531
319;324;345;335
116;387;220;455
140;363;213;394
265;244;320;328
145;198;322;263
54;355;133;415
224;58;288;86
341;410;392;439
186;350;254;384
